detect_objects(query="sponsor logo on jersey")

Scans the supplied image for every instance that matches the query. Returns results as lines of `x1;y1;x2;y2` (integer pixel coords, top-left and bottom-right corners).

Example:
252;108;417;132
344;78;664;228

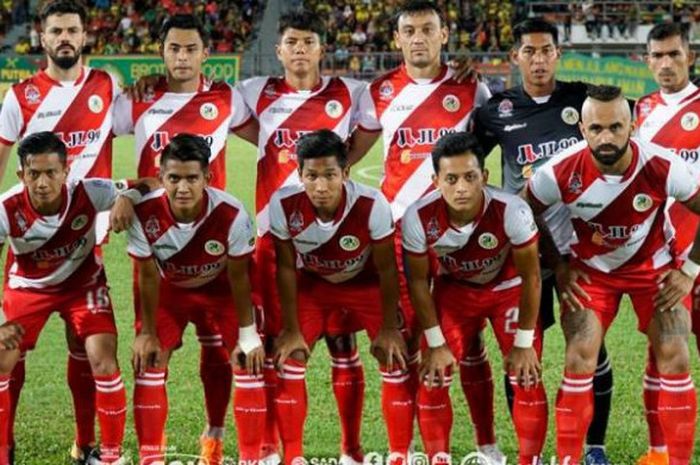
633;193;654;212
273;129;312;149
31;236;88;263
682;112;700;131
426;217;441;241
568;172;583;194
56;130;103;149
389;104;415;112
516;137;580;165
442;94;460;113
144;215;161;240
504;123;527;132
396;127;455;148
498;99;513;118
289;211;304;233
589;221;644;245
561;107;580;125
88;95;104;114
205;240;225;256
325;100;344;118
379;80;395;100
200;103;219;120
339;235;360;251
400;149;412;164
37;110;61;119
71;215;89;231
478;232;498;249
24;84;41;104
301;252;365;272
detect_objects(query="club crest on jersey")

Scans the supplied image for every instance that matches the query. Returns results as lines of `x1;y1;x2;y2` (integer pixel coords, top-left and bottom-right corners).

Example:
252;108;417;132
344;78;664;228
561;107;579;125
682;112;700;131
205;240;225;256
200;103;219;120
442;94;460;113
638;100;652;119
568;172;583;194
633;193;653;212
325;100;344;119
264;83;277;98
145;215;161;240
498;99;513;118
379;80;395;100
426;217;441;241
339;235;360;251
478;232;498;250
88;95;104;114
71;215;89;231
14;211;28;233
24;84;41;104
289;211;304;233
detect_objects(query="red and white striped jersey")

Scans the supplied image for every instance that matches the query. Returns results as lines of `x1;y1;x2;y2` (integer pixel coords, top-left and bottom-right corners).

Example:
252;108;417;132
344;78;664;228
358;64;491;221
527;138;699;273
113;76;252;190
0;67;120;180
128;187;255;289
269;179;393;284
635;83;700;259
0;179;119;291
402;187;538;290
237;75;366;236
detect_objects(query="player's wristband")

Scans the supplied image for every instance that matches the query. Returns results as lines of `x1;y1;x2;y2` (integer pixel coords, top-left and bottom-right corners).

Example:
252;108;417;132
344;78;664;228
513;329;535;349
681;259;700;281
424;326;446;348
238;324;262;354
119;188;143;204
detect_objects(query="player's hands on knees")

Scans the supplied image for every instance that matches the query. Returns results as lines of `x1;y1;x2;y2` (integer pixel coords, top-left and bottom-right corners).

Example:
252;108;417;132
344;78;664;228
274;329;309;369
655;269;693;312
554;261;591;312
131;333;162;375
123;74;161;102
0;322;24;350
419;345;456;390
506;347;541;390
110;196;136;233
447;56;480;83
371;327;408;372
233;344;265;376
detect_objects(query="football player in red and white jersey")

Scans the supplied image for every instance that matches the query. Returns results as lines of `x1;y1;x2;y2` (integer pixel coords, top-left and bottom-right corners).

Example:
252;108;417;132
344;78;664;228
347;1;498;460
402;132;547;465
635;24;700;465
269;130;410;465
0;132;154;465
127;135;265;465
0;2;121;462
526;85;700;465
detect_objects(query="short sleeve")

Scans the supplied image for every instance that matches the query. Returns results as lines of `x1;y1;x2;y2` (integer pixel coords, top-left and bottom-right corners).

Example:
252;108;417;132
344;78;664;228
401;204;428;254
0;203;10;245
527;163;561;209
0;88;22;145
112;93;134;136
83;178;119;212
228;206;255;258
229;83;253;130
355;85;382;132
668;155;700;202
368;192;394;241
470;104;497;155
504;197;539;247
127;218;153;259
474;81;492;109
269;192;290;240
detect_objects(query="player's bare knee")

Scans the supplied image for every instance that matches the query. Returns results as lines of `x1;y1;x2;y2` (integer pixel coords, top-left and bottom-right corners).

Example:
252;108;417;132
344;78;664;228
85;334;119;376
562;310;601;373
0;350;22;375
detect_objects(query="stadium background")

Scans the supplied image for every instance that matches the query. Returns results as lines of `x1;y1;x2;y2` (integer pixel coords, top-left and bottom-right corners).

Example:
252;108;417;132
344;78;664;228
0;0;700;463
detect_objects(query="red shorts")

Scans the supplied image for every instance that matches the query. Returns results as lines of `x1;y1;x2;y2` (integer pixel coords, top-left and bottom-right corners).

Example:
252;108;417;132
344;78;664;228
563;263;692;333
297;274;407;345
134;282;241;351
3;276;117;352
434;280;543;361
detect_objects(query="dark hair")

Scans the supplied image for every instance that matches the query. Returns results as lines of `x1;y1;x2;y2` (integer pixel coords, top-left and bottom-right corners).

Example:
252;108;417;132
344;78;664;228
513;18;559;47
431;132;485;173
17;131;67;168
296;129;348;169
278;9;325;37
586;84;622;102
647;22;689;47
39;0;87;27
160;134;210;170
159;14;209;44
394;1;445;31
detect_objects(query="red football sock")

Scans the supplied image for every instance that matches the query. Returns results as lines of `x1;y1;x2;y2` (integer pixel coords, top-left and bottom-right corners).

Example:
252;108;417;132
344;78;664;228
8;354;25;448
459;347;495;446
275;361;307;464
643;351;665;450
331;349;364;456
658;374;697;465
381;366;415;459
94;372;126;463
510;376;548;465
134;369;168;464
233;368;266;463
68;351;96;447
262;357;280;456
199;341;232;429
555;372;594;465
0;375;11;465
416;373;453;458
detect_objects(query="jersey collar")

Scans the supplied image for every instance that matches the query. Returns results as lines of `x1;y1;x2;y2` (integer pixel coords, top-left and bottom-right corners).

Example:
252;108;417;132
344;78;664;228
37;66;87;87
401;63;448;85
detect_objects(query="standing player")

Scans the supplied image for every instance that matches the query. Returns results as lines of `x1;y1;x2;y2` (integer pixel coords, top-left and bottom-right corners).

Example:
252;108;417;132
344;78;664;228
471;18;613;465
112;14;257;463
526;85;699;465
0;132;152;465
403;132;547;465
634;23;700;465
269;130;411;465
127;134;266;465
348;0;495;459
0;1;121;462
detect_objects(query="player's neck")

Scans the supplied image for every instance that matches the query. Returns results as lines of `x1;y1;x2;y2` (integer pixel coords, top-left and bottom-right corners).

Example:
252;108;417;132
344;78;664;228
315;205;337;223
523;80;556;98
661;79;691;94
30;196;62;216
45;61;82;83
595;148;633;176
405;61;442;80
167;75;200;93
171;202;204;223
448;192;483;228
284;70;321;91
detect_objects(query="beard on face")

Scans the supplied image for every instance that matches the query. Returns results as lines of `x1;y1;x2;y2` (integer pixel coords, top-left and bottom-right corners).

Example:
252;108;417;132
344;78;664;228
48;44;81;70
591;139;629;166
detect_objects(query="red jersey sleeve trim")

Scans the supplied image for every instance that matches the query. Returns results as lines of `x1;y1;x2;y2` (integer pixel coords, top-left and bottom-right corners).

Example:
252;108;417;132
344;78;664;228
512;232;540;250
403;248;429;257
230;115;256;132
0;136;15;146
227;250;255;260
525;183;548;212
371;230;395;244
682;184;700;204
128;252;154;261
356;124;382;133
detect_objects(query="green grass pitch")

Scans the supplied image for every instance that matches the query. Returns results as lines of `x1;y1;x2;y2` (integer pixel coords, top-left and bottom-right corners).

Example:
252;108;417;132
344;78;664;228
2;136;699;464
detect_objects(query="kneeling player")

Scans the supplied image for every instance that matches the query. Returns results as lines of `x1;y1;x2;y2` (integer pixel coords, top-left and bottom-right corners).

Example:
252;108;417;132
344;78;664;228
403;132;547;465
128;135;265;465
270;130;413;465
0;132;152;465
